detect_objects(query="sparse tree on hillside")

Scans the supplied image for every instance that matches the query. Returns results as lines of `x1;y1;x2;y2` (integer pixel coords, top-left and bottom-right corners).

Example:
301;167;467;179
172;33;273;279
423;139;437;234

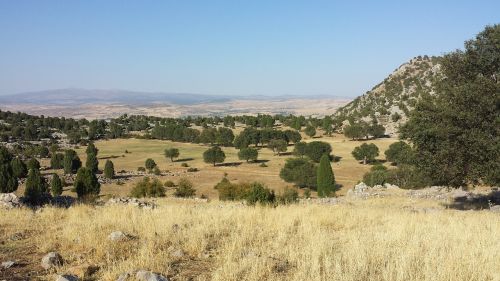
164;148;180;162
203;146;226;166
63;150;81;174
238;147;258;162
317;154;335;197
293;141;308;158
104;160;115;179
268;139;287;156
85;152;99;174
0;146;18;193
280;158;317;189
11;157;27;178
74;167;100;200
304;125;316;138
174;178;196;197
305;141;332;162
51;153;64;169
27;158;40;171
145;158;157;172
24;168;47;205
51;174;63;196
385;141;414;165
352;143;379;164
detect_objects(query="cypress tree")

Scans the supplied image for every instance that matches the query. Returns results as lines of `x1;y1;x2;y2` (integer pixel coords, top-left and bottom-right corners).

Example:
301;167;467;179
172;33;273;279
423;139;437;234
85;142;99;155
85;152;99;174
24;169;47;205
316;154;335;197
51;174;63;196
104;160;115;179
11;157;28;178
27;158;40;171
74;167;100;200
63;150;81;174
0;146;18;193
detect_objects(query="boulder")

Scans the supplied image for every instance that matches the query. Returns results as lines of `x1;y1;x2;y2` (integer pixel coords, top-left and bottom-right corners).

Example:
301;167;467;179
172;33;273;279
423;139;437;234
116;272;131;281
0;193;21;209
108;231;133;242
135;270;169;281
490;205;500;213
1;261;15;269
55;274;79;281
41;252;63;270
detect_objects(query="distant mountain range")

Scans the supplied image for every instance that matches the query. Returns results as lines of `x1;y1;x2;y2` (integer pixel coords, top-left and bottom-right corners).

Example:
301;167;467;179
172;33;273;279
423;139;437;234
0;88;346;106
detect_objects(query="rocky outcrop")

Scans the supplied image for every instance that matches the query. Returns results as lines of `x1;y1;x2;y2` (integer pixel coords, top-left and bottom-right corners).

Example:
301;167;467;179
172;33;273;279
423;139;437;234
41;252;63;270
106;197;157;209
0;193;21;209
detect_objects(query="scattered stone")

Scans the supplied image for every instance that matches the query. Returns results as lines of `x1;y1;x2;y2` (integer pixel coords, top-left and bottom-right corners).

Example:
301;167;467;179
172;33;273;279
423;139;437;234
170;249;185;258
66;263;99;278
451;189;470;199
1;261;15;269
116;272;131;281
490;205;500;213
55;274;79;281
0;193;21;209
106;197;156;209
384;183;400;190
135;270;169;281
41;252;63;270
108;231;133;242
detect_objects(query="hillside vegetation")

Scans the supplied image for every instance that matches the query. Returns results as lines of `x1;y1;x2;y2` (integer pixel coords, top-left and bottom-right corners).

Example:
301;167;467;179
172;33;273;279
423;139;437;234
334;56;443;135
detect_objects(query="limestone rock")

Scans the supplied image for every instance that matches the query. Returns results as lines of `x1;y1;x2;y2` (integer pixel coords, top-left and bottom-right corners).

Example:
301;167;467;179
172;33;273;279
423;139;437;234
41;252;63;270
135;270;169;281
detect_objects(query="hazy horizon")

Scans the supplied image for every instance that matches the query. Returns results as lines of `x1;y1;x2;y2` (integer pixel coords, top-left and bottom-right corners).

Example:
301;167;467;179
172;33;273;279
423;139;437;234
1;1;499;97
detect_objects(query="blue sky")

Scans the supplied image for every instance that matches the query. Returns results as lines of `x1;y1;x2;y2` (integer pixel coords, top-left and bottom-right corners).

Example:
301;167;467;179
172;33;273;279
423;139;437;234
0;1;498;97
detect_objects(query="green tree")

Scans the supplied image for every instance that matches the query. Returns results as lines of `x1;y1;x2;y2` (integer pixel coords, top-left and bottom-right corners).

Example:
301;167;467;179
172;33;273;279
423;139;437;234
74;167;100;200
352;143;379;164
203;146;226;166
216;127;235;146
267;139;287;156
304;125;316;138
145;158;157;172
51;174;63;196
344;123;365;140
238;147;258;162
401;25;500;187
385;141;414;165
363;164;389;186
317;154;336;197
199;128;217;145
63;150;81;174
245;182;275;205
368;124;386;138
27;158;40;171
85;152;99;174
130;177;165;198
174;178;196;197
0;146;18;193
164;148;180;162
280;158;317;189
293;141;308;158
104;160;115;179
85;142;99;155
11;157;27;178
305;141;332;162
50;153;64;169
24;168;47;205
284;130;302;144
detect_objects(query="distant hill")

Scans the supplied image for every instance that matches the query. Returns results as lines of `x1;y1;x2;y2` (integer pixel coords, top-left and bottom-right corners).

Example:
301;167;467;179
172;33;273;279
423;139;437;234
0;88;232;105
334;56;443;135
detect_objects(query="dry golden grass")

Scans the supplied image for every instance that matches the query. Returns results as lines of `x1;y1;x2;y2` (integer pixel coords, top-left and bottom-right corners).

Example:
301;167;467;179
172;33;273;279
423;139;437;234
0;198;499;280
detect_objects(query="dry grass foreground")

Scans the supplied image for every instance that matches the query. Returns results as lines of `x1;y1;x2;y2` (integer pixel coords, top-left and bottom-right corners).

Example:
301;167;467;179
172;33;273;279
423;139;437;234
1;198;499;280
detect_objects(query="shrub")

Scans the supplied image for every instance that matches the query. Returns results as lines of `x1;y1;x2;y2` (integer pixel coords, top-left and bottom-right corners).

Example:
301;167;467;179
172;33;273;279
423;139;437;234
164;148;180;162
11;157;27;178
130;177;166;198
50;153;64;169
246;183;275;205
63;150;81;174
303;189;311;199
164;180;175;187
181;162;189;167
384;141;414;165
187;167;198;172
27;158;40;171
145;158;157;172
259;163;268;167
137;167;146;172
153;166;161;175
174;178;196;197
24;169;48;205
277;188;299;204
215;177;251;201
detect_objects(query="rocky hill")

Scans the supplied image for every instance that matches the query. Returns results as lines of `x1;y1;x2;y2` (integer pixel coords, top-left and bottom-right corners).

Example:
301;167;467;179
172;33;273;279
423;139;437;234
334;56;443;135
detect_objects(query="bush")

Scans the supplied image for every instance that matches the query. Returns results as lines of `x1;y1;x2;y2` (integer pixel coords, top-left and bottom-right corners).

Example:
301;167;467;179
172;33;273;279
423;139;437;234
187;167;198;172
164;180;175;187
145;158;157;172
137;167;146;172
104;160;115;179
280;158;317;189
259;163;268;167
51;174;63;196
24;169;48;205
215;177;251;201
277;188;299;204
130;177;166;198
164;148;180;162
303;189;311;199
384;141;414;165
174;178;196;197
50;153;64;169
74;167;100;200
153;166;161;175
246;183;275;205
181;162;189;167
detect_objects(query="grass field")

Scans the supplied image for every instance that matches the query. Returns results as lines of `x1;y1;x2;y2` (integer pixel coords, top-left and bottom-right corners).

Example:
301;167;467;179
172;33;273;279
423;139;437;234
69;134;396;198
1;197;498;280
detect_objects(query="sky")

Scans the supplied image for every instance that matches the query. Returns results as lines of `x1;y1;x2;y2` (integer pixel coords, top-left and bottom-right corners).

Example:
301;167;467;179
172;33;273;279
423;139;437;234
0;1;498;97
